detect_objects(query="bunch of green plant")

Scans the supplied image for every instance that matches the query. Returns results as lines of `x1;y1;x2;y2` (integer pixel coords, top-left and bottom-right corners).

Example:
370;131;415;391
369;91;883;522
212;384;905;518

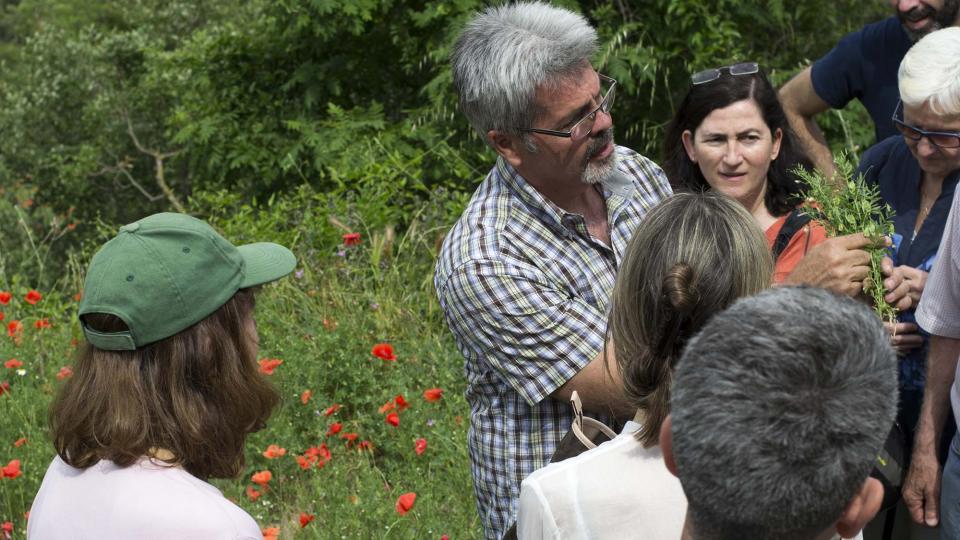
794;154;896;323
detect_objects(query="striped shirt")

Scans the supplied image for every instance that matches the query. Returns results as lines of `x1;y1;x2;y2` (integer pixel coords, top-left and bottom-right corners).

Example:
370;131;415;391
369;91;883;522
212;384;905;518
434;146;671;539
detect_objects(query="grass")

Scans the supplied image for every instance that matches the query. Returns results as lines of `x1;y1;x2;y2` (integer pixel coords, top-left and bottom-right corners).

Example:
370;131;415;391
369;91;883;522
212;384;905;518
0;191;481;539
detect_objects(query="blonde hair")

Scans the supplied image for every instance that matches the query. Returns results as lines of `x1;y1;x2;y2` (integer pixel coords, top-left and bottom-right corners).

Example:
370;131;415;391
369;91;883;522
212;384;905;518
608;191;772;446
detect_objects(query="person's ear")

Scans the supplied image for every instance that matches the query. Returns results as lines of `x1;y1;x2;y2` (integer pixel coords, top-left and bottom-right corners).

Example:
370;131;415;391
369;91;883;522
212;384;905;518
770;127;783;161
835;477;884;539
487;130;524;169
660;415;679;477
681;130;697;162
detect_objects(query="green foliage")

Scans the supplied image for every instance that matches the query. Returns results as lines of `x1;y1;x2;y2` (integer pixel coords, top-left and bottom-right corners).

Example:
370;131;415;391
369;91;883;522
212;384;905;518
796;155;897;322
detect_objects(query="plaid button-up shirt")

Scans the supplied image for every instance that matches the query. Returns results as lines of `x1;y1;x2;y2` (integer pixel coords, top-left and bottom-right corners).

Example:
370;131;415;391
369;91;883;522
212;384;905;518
435;146;671;539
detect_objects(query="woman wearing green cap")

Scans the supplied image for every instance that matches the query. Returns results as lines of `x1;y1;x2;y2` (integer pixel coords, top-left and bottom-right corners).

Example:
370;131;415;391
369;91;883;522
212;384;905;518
28;213;296;539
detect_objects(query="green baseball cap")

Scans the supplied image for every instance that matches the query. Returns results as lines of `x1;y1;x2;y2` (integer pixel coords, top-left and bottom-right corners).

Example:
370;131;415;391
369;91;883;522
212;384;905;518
79;212;296;351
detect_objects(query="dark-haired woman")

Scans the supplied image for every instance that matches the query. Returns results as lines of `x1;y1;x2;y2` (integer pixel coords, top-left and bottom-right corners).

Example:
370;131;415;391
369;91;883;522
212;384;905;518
28;213;295;539
517;192;773;539
663;63;829;283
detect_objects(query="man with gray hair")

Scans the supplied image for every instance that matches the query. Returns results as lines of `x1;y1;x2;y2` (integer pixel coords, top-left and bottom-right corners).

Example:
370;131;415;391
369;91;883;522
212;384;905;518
660;286;897;540
434;2;670;537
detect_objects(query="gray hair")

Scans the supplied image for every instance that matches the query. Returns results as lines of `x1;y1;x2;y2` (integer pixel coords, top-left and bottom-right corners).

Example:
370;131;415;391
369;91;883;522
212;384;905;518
671;286;897;540
450;1;598;143
899;27;960;115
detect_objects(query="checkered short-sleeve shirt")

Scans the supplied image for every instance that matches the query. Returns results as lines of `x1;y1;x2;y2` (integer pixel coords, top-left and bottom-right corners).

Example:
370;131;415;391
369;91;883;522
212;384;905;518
434;146;671;539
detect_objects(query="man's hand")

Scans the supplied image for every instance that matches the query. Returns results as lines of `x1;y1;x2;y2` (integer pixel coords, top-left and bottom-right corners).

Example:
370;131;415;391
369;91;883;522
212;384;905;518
884;321;924;356
784;233;875;296
882;257;928;311
904;446;943;527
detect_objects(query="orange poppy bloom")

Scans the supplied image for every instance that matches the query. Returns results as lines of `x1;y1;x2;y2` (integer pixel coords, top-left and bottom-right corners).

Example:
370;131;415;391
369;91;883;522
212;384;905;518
3;359;22;370
6;321;22;337
378;399;396;414
415;438;427;456
13;438;27;447
261;444;286;459
300;390;313;405
423;388;444;402
24;290;42;305
323;403;340;416
2;459;21;479
245;485;261;501
371;343;397;361
395;492;417;515
251;470;272;486
56;366;73;380
262;527;280;540
257;358;283;375
34;319;51;329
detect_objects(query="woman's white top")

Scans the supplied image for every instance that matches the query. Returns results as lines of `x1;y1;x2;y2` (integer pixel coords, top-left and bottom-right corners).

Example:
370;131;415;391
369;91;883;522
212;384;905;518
28;455;261;540
517;421;687;540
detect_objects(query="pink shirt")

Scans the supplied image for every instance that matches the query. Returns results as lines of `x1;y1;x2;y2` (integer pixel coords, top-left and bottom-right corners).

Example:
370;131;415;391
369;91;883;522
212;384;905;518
28;456;261;540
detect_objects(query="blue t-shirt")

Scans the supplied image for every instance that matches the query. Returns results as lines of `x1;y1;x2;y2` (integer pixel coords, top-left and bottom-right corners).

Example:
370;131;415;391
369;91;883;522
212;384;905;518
857;136;960;389
811;17;912;143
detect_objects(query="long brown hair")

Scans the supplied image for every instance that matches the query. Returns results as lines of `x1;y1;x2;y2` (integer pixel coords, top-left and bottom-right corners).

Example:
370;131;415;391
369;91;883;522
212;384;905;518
50;288;279;479
608;192;772;446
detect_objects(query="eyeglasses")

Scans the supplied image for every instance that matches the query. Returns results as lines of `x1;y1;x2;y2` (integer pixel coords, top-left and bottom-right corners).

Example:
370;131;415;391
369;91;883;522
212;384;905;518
892;101;960;149
690;62;760;85
521;74;617;141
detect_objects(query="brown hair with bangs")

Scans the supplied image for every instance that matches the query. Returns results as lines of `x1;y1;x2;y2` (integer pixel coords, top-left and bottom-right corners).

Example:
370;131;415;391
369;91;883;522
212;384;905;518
50;288;279;480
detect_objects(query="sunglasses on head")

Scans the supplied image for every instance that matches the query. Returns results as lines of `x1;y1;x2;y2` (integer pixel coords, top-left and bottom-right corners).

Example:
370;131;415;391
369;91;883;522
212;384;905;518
690;62;760;85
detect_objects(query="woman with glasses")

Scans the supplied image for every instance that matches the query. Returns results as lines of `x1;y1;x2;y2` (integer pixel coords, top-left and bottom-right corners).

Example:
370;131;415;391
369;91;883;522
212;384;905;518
517;192;773;540
663;63;832;284
856;28;960;533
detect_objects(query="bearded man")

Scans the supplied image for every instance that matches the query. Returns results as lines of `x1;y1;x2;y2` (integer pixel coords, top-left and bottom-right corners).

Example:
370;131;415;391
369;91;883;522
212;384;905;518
433;3;671;538
779;0;960;177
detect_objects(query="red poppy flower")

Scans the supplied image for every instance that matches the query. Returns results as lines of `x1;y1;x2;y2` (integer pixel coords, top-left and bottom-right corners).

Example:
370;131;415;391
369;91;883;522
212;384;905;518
262;444;286;459
299;512;315;528
56;366;73;380
394;394;410;411
385;412;400;427
0;382;9;396
358;440;374;451
251;470;272;486
300;389;313;405
415;438;427;456
343;232;361;246
262;527;280;540
378;399;396;414
1;521;11;539
245;485;261;501
0;313;4;322
296;455;313;470
33;319;51;329
73;292;83;302
324;403;340;416
6;321;22;337
340;432;358;444
13;437;26;447
441;536;449;540
3;359;22;370
258;358;283;375
395;492;417;515
423;388;444;402
371;343;397;361
0;292;10;305
24;290;42;305
326;422;342;436
2;459;21;479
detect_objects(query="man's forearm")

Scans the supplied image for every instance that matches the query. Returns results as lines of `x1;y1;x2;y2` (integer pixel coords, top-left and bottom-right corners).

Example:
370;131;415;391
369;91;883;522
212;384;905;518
788;112;836;179
914;336;960;454
550;345;634;420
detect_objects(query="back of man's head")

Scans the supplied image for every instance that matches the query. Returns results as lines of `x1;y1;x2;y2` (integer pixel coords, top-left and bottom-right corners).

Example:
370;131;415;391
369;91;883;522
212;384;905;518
666;286;897;540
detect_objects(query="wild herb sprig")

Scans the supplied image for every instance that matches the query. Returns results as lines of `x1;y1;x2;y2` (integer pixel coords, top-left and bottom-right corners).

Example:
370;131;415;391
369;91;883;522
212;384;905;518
793;154;897;323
